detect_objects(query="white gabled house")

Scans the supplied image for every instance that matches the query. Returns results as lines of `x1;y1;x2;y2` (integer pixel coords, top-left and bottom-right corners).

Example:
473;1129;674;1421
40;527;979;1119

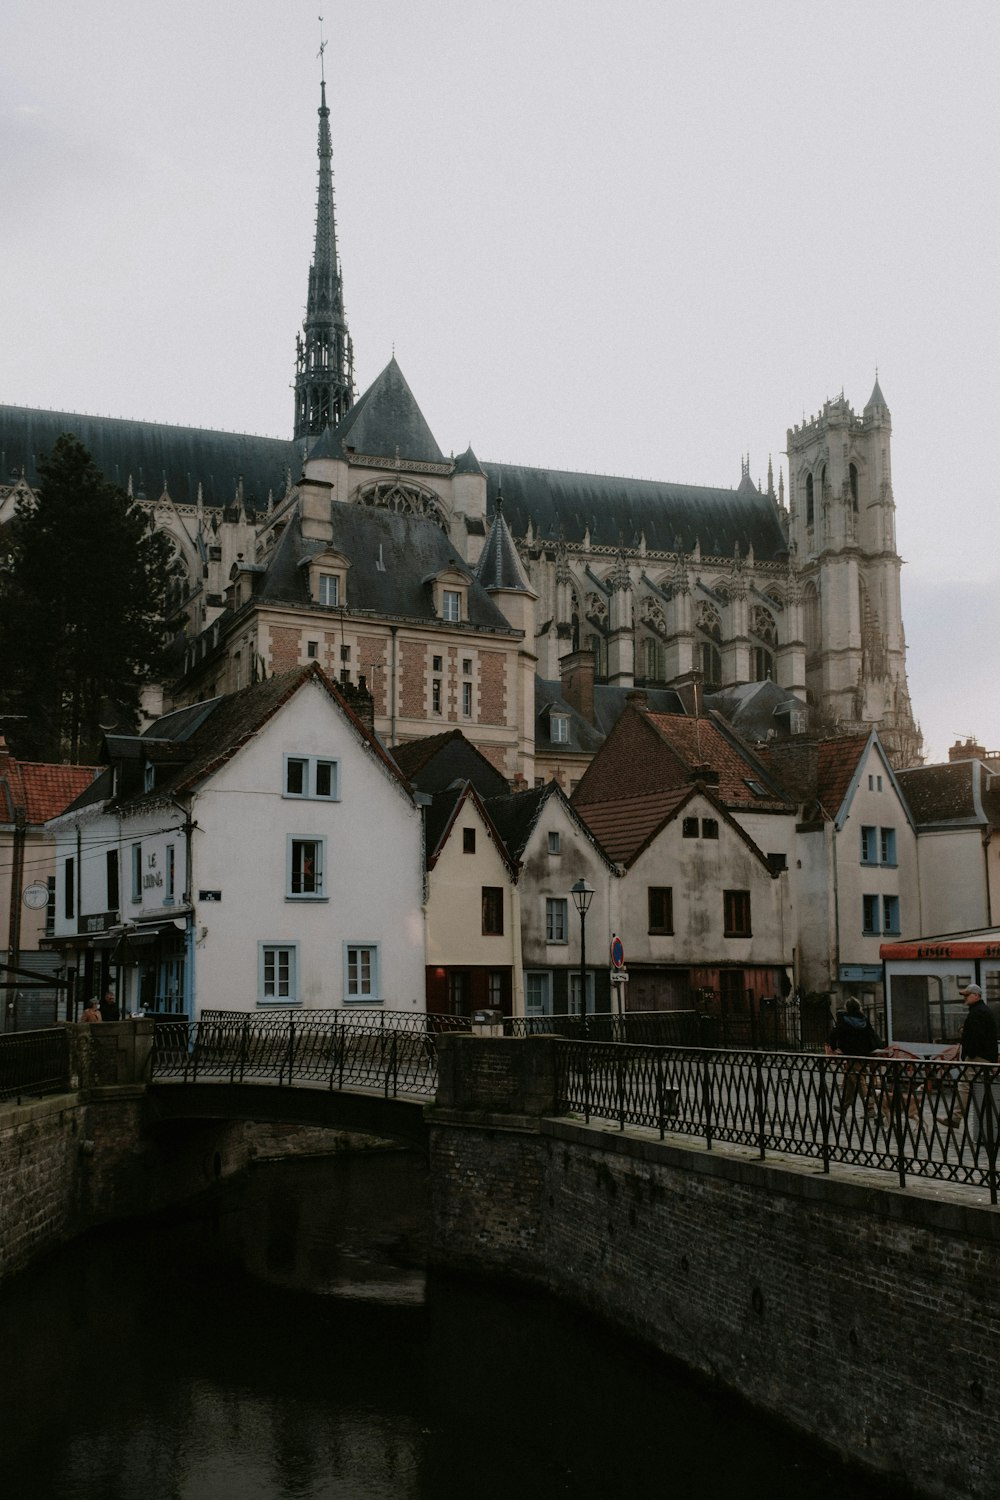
46;666;426;1018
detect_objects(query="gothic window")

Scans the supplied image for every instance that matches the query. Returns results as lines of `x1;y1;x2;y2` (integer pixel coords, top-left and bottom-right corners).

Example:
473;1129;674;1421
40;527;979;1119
805;473;815;527
696;603;722;688
355;480;447;531
849;463;859;512
750;606;776;682
587;632;608;681
643;637;665;683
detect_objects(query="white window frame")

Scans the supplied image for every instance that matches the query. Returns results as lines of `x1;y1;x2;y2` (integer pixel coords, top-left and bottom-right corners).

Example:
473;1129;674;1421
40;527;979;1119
258;942;299;1005
526;971;552;1016
442;589;461;622
287;836;326;899
548;831;561;855
131;842;142;903
550;714;569;745
545;897;568;944
462;681;473;717
344;942;381;1003
318;572;340;607
283;754;340;801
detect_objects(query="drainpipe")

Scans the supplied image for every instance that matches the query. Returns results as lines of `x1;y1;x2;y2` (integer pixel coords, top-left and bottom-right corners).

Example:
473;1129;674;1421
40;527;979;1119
830;822;841;998
7;807;26;968
389;626;399;744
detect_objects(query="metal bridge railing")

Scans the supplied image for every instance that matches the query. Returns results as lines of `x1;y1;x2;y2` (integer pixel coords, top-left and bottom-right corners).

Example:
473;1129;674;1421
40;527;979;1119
0;1027;71;1102
152;1013;448;1098
555;1041;1000;1204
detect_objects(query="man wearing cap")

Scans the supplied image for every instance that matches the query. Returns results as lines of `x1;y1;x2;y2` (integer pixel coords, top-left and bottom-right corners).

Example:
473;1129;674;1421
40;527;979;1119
959;984;998;1064
955;984;999;1141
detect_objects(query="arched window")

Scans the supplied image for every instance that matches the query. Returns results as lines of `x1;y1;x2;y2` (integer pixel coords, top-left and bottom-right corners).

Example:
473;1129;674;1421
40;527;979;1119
696;603;723;688
588;633;608;681
643;636;665;684
750;606;776;682
849;463;859;512
805;473;814;528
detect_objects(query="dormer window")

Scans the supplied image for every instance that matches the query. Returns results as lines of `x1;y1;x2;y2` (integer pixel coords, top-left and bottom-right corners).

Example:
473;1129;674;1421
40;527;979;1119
550;713;569;745
304;549;350;610
144;763;155;792
428;567;470;623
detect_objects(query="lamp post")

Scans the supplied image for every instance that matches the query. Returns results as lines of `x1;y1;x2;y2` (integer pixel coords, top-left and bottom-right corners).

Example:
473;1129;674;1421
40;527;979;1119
571;879;594;1037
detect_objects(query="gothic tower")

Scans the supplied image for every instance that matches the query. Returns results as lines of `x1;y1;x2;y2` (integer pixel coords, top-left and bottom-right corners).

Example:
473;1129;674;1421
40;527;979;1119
294;79;355;441
786;380;921;765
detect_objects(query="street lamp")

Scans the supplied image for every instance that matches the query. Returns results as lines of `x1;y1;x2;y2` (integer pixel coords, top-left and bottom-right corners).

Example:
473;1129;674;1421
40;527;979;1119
571;879;594;1036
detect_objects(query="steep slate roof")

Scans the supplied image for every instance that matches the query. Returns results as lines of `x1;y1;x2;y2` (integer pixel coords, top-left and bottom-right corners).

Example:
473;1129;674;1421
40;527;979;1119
481;465;788;557
61;666;409;816
311;358;445;465
0;405;300;511
423;781;518;876
895;761;991;828
483;780;617;870
0;757;98;825
390;729;510;799
255;505;517;633
475;501;532;593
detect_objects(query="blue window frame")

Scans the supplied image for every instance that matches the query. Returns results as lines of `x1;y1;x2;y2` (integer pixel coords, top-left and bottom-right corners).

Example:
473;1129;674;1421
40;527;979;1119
860;826;877;865
344;943;380;1002
287;837;326;898
883;895;900;935
880;827;897;866
863;894;880;935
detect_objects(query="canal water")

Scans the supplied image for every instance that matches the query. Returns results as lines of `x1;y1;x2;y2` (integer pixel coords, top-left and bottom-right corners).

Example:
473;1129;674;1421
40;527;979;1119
1;1149;902;1500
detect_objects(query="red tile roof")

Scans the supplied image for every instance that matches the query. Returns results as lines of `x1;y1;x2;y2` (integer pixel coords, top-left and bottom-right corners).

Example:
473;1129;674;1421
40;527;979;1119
0;757;98;825
574;786;693;865
814;735;872;821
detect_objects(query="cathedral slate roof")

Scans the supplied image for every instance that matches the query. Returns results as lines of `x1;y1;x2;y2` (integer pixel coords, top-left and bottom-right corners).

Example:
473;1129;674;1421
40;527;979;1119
480;464;788;558
258;505;517;633
0;405;300;511
475;501;532;593
311;357;446;465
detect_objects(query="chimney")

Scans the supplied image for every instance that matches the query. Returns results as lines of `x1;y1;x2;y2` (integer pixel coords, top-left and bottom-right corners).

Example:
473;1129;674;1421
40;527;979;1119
339;674;376;737
559;649;595;725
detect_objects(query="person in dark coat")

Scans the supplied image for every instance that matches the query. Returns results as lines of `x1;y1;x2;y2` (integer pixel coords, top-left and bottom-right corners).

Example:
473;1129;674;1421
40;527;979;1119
99;986;120;1023
955;984;999;1141
828;997;882;1113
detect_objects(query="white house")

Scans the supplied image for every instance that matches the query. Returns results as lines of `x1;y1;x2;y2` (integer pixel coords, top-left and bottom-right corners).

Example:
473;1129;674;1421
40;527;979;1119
46;666;426;1019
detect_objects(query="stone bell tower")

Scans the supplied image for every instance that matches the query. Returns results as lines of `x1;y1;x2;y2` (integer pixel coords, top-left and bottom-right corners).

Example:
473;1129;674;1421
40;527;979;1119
786;379;921;765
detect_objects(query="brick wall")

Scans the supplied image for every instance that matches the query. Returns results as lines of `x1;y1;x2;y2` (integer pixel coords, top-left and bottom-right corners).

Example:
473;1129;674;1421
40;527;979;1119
269;625;303;675
399;640;426;719
479;650;507;727
428;1036;1000;1500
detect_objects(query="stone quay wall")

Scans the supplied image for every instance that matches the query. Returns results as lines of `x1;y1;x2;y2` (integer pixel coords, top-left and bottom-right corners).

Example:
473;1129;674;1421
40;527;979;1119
0;1022;251;1283
428;1035;1000;1500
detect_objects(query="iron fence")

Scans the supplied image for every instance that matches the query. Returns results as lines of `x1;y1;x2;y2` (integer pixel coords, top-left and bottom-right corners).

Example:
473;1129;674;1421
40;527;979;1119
0;1027;71;1102
152;1013;442;1097
555;1041;1000;1202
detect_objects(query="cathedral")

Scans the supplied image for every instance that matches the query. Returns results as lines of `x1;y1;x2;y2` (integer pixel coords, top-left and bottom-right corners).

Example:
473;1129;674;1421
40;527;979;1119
0;79;922;779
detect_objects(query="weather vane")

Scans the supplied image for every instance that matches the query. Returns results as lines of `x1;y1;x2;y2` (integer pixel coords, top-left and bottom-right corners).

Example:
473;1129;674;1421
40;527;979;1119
318;15;327;82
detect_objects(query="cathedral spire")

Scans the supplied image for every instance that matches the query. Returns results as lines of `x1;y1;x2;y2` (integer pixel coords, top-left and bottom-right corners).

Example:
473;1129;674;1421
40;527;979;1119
294;68;355;442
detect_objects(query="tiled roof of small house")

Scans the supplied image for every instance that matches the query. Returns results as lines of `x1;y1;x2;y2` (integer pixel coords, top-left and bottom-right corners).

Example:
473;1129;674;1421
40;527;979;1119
813;734;875;821
0;756;98;825
390;729;510;799
895;761;987;827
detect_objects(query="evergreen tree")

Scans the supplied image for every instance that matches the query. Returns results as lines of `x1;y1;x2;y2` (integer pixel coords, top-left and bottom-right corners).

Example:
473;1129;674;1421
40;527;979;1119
0;435;178;761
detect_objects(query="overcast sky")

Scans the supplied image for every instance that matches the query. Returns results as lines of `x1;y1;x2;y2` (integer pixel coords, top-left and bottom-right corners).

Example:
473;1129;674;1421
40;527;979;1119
2;0;997;763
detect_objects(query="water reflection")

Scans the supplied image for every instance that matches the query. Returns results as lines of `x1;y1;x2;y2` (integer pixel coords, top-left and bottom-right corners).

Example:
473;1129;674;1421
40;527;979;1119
1;1150;901;1499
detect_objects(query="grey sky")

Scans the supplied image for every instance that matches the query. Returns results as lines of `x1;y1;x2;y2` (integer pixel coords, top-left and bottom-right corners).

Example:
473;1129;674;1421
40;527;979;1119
2;0;997;762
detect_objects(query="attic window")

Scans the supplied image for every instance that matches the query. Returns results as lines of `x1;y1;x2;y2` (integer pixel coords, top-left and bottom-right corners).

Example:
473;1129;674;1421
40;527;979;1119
319;573;339;607
744;779;770;799
144;764;155;792
442;589;461;622
550;714;569;745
